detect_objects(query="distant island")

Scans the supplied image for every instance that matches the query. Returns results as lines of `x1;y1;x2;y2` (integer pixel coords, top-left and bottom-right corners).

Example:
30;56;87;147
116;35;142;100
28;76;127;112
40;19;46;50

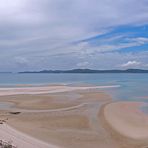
19;69;148;73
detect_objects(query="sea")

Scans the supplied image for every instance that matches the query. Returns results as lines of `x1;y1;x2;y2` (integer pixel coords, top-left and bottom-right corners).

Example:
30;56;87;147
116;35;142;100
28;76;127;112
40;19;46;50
0;73;147;103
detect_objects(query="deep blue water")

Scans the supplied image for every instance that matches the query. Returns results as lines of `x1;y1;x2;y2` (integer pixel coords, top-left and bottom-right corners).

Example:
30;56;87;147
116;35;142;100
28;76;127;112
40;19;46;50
0;73;148;103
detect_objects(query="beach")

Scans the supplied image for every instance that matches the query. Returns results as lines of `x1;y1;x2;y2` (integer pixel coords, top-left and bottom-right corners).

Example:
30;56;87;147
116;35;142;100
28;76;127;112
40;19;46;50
0;0;148;147
0;124;58;148
0;85;147;148
103;101;148;141
0;85;117;148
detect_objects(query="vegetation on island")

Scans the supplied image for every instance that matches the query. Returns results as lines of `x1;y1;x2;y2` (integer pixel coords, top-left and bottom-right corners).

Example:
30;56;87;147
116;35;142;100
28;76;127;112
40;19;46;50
19;69;148;73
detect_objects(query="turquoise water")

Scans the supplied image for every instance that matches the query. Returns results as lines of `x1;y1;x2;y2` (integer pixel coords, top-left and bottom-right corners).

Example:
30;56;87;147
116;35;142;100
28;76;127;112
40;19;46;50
0;73;148;103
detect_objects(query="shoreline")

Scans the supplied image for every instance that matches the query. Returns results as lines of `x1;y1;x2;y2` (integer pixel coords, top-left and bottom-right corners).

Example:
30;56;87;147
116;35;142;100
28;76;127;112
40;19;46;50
0;84;113;148
0;85;116;148
0;123;59;148
0;84;147;147
0;84;120;96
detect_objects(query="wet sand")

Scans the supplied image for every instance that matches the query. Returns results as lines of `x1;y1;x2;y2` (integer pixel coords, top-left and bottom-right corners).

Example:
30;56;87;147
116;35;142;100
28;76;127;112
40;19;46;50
0;124;58;148
0;85;120;96
0;85;119;148
103;101;148;147
0;85;147;148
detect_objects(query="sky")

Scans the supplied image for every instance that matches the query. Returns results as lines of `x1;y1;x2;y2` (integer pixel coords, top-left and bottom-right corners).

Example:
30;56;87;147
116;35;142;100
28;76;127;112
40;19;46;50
0;0;148;71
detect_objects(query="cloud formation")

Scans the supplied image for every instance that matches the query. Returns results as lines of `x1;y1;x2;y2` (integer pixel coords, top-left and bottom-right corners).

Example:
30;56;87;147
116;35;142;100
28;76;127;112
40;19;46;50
0;0;148;71
121;61;141;68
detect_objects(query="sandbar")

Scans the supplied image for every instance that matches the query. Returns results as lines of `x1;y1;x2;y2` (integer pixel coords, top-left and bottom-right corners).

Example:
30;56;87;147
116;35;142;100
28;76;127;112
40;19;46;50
103;101;148;146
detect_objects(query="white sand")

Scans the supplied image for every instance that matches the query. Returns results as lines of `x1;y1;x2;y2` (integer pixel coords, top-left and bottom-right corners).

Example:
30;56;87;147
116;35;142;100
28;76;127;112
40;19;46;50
0;123;59;148
0;85;119;148
0;85;120;96
104;101;148;140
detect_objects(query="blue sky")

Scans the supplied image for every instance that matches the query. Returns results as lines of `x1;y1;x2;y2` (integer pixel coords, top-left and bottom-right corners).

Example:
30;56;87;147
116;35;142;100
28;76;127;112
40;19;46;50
0;0;148;71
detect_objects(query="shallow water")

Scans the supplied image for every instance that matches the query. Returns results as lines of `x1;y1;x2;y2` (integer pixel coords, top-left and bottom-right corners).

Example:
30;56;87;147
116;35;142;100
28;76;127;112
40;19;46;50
141;105;148;114
0;102;14;110
0;73;147;102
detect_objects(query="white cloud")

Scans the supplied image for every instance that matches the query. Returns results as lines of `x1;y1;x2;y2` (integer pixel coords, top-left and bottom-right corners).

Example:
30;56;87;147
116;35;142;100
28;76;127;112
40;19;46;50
1;0;148;40
121;61;141;68
129;37;148;44
0;0;148;71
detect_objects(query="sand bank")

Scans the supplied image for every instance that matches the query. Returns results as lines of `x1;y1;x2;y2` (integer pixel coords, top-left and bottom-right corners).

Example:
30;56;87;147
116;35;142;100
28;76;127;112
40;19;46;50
0;91;110;111
1;88;122;148
0;85;148;148
104;101;148;141
0;85;120;96
1;85;147;148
